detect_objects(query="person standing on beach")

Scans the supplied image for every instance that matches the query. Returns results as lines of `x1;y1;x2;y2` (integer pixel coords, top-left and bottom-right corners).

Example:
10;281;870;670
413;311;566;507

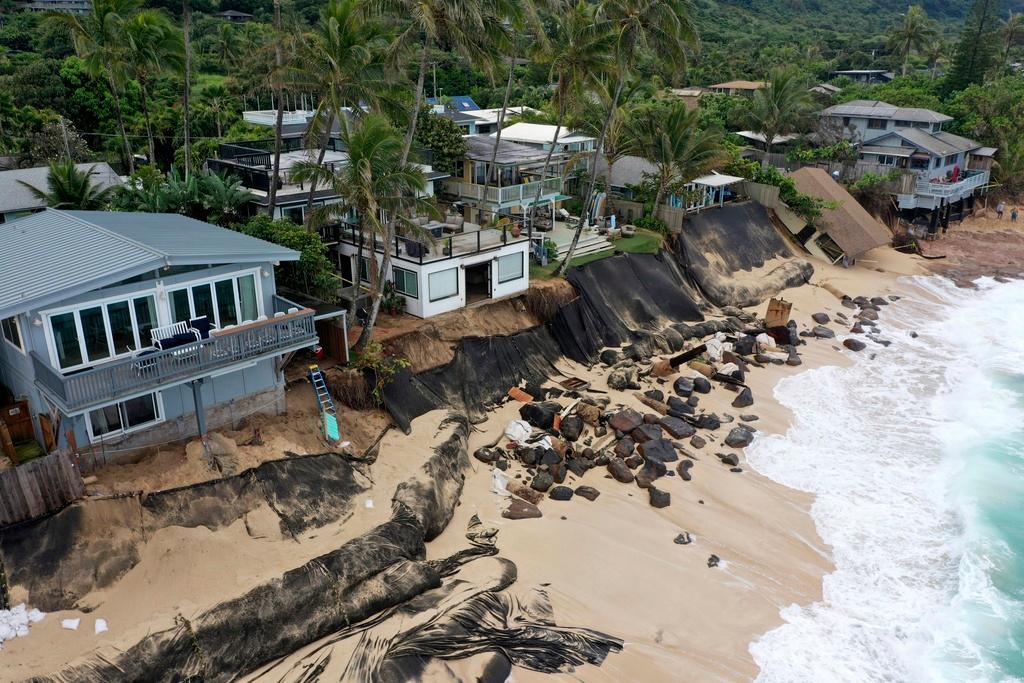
1013;207;1020;224
996;201;1005;219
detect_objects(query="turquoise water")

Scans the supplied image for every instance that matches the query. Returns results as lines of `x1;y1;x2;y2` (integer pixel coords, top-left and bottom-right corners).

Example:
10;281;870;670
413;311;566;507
746;276;1024;682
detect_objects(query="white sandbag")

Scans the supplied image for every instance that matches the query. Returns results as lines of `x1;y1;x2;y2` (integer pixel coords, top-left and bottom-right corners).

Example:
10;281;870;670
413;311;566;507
27;609;45;624
717;362;739;376
61;618;80;631
503;419;532;443
490;468;510;496
755;332;776;349
95;618;109;634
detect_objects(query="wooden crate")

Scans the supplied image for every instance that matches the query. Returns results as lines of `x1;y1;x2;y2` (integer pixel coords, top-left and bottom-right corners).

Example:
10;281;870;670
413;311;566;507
764;298;792;328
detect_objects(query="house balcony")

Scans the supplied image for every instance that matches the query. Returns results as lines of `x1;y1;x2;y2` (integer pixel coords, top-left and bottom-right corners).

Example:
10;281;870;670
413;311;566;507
442;177;563;208
32;298;317;414
897;169;991;210
320;221;529;267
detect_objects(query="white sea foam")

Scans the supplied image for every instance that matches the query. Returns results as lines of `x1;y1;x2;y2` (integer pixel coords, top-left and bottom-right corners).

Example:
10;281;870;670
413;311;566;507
748;276;1024;683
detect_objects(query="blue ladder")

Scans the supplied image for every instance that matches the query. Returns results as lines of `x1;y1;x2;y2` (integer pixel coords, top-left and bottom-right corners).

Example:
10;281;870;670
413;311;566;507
308;364;341;443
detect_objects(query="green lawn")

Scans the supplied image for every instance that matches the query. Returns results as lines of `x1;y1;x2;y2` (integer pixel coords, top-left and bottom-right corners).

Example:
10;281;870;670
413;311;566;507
194;73;228;94
530;229;664;280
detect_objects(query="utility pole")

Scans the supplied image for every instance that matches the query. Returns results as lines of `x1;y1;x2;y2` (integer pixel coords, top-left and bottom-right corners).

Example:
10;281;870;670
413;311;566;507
59;116;71;160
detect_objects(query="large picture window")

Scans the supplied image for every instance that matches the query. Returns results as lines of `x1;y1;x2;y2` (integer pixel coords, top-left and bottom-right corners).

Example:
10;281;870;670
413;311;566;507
1;316;23;352
428;268;459;302
392;267;418;298
87;392;162;442
168;272;260;328
497;253;524;283
47;294;158;370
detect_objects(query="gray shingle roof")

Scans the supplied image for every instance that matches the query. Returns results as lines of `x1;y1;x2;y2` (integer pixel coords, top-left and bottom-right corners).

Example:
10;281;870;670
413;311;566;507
0;210;298;318
821;100;953;124
0;163;122;214
463;135;554;165
873;129;982;157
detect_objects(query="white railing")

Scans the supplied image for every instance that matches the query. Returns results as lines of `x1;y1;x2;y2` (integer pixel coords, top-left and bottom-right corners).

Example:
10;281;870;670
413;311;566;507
443;177;562;205
915;170;990;198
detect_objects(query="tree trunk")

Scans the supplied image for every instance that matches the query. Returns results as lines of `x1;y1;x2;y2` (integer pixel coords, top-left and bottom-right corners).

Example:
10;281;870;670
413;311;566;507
762;141;773;169
107;70;135;175
266;0;284;217
346;229;366;325
303;111;337;230
183;0;192;181
216;111;222;138
353;240;389;354
652;184;665;223
479;41;517;227
553;78;624;276
526;82;565;234
139;79;157;167
400;37;431;166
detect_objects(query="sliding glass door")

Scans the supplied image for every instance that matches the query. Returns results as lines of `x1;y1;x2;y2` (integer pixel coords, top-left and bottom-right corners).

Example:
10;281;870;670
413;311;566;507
47;294;159;370
168;272;260;328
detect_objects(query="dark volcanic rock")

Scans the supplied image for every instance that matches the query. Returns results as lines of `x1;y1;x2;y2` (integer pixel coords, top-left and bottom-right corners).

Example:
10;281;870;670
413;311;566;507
575;485;600;501
674;532;693;545
812;312;831;324
548;485;574;501
667;396;694;415
624;455;643;469
858;307;879;321
673;376;694;396
607;457;634;483
643;412;661;425
559;415;584;442
687;395;700;407
473;447;501;464
724;427;754;448
692;376;712;394
739;414;759;422
812;325;835;339
689;435;706;449
695;413;721;431
649;487;671;508
659;416;696;439
550;462;567;484
631;423;663;444
719;453;739;467
599;349;621;366
843;338;867;352
677;459;694;481
539;448;561;466
731;387;754;408
517;447;538;466
530;472;554;492
614;437;635;458
503;499;542;520
635;459;667;488
870;297;888;306
608;408;644;434
644;389;665;403
519;401;561;430
707;554;720;568
638;438;679;464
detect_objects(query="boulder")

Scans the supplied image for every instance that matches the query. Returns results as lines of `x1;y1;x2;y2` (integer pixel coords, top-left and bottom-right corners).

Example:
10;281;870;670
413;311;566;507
692;376;712;394
724;427;754;448
530;472;554;492
673;376;694;396
843;338;866;352
687;395;701;407
548;485;574;501
560;415;584;442
635;459;667;488
519;401;561;430
607;457;635;483
631;423;663;443
608;367;638;391
812;312;831;324
695;413;721;430
566;458;588;477
858;307;879;321
649;487;671;508
870;296;888;306
719;453;739;467
812;325;835;339
575;485;600;501
667;396;694;415
599;349;621;366
550;462;567;484
608;408;644;434
473;447;501;464
659;416;696;439
503;499;542;520
539;448;561;466
689;435;706;449
733;335;756;356
707;554;720;568
575;402;602;426
731;387;754;408
673;532;693;545
517;447;538;466
638;438;679;464
624;455;643;469
677;459;694;481
786;349;802;366
613;437;635;458
739;414;759;422
643;412;661;425
644;389;665;403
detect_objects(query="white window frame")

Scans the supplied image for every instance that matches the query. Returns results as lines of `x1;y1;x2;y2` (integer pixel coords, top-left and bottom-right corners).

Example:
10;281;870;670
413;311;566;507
165;268;263;329
496;253;524;283
41;289;160;373
85;391;165;443
1;315;25;354
428;267;459;302
392;266;419;298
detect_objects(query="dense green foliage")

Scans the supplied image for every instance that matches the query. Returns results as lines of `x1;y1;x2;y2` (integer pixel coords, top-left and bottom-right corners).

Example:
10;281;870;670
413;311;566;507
236;214;337;300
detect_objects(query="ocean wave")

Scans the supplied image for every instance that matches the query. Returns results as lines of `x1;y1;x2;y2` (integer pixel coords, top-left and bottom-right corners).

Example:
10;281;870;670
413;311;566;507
747;276;1024;683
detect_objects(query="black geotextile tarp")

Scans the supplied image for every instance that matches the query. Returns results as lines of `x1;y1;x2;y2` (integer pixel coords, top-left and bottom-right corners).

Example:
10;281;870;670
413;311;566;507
676;201;814;308
35;416;622;683
382;326;565;434
1;453;365;612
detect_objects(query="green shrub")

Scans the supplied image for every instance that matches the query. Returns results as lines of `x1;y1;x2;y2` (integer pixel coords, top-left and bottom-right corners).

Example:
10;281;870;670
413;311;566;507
635;215;669;234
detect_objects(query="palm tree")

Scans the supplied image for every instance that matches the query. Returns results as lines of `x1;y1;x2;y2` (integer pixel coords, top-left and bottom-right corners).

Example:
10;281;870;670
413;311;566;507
124;10;184;166
200;171;254;226
291;0;397;225
375;0;512;165
740;67;814;167
525;2;612;229
923;40;949;79
213;21;241;65
581;78;641;192
46;0;141;174
267;0;286;217
624;103;723;223
556;0;698;276
200;84;232;138
291;114;436;352
1001;12;1024;68
887;5;937;76
19;162;115;209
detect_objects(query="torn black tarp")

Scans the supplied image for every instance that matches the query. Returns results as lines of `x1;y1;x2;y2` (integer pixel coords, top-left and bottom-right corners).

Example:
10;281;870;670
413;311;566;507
676;201;814;308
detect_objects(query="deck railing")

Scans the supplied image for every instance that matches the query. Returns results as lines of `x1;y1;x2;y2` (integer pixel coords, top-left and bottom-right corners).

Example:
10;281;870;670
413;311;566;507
915;169;990;198
32;309;317;413
319;221;529;266
443;177;562;205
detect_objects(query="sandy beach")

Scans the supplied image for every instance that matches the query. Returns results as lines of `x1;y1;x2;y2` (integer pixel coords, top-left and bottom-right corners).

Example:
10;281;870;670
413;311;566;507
0;243;929;682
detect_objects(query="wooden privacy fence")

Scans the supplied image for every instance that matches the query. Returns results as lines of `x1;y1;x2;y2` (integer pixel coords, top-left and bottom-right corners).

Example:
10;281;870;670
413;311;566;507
0;452;84;527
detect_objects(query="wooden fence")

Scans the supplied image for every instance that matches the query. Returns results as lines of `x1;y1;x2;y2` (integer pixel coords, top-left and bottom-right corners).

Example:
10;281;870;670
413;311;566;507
0;452;84;527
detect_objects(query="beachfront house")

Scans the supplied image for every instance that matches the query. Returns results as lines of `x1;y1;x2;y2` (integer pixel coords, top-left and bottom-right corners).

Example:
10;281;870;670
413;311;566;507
820;100;994;211
494;122;597;155
0;210;324;454
0;163;122;224
432;106;536;136
708;80;766;96
829;69;894;84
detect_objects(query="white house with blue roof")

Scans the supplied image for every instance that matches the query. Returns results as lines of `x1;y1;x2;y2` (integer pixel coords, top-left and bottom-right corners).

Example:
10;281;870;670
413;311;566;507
0;210;323;454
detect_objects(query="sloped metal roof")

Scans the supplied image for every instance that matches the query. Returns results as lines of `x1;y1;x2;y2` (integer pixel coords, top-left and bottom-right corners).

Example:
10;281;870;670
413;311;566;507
822;99;952;123
0;210;298;318
873;129;981;157
0;163;122;214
